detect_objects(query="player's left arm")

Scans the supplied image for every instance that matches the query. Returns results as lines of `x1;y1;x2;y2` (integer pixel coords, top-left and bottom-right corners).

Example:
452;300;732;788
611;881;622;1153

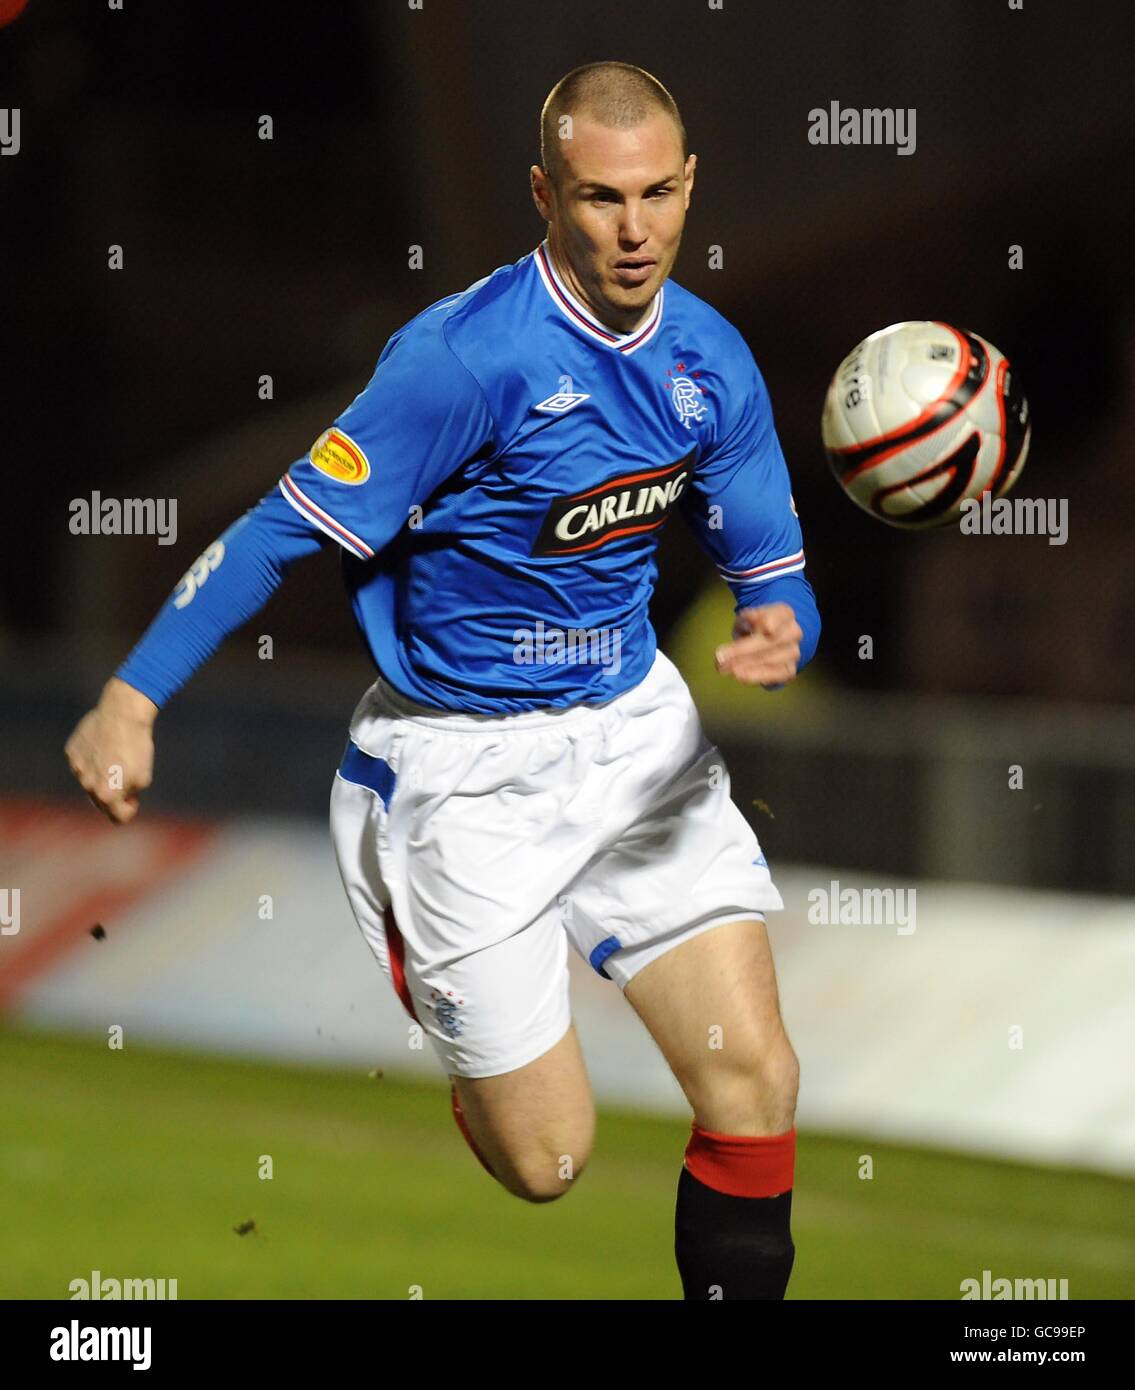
679;343;820;690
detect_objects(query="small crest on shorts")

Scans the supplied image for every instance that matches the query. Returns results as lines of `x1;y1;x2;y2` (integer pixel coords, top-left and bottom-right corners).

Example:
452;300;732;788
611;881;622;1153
428;988;465;1039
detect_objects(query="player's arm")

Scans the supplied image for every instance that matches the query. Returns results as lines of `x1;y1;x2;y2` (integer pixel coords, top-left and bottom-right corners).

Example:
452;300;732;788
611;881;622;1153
65;487;330;824
65;325;496;824
679;344;820;690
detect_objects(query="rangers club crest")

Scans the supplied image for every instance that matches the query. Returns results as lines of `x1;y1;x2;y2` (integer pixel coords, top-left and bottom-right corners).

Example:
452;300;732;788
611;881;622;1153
428;988;465;1040
665;361;708;429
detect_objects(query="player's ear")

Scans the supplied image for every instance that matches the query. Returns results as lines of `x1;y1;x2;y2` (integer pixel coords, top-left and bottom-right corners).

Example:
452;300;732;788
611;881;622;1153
530;164;553;222
683;152;697;207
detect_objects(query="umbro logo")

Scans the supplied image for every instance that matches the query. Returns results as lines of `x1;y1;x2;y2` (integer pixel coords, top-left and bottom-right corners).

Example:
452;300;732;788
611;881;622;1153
533;391;591;415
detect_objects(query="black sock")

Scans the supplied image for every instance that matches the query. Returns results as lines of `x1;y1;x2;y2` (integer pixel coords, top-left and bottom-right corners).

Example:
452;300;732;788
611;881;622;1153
674;1165;795;1299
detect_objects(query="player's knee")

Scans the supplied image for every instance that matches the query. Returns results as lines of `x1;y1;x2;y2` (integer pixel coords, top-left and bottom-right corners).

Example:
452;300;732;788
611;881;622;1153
507;1171;574;1204
763;1032;799;1109
505;1137;592;1204
727;1026;796;1103
701;1031;799;1132
752;1033;799;1128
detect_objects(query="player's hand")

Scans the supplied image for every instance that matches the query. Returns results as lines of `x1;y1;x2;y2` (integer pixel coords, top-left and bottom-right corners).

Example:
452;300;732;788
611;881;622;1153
64;678;158;825
714;603;803;690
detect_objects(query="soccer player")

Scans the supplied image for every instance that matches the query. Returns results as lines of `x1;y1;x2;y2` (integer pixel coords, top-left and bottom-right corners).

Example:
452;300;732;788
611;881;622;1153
65;61;820;1300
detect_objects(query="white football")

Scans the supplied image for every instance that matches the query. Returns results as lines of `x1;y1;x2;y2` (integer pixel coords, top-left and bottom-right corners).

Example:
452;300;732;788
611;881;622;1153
821;320;1031;528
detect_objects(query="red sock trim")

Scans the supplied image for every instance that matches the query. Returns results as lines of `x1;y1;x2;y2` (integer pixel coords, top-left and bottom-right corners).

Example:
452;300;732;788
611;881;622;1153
450;1083;497;1179
684;1123;796;1198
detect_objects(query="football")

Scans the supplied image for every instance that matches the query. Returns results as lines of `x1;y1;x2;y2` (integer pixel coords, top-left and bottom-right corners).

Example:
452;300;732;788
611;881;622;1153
821;320;1030;528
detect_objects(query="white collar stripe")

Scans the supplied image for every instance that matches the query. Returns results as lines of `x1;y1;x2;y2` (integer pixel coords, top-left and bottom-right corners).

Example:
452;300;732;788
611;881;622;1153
535;243;662;355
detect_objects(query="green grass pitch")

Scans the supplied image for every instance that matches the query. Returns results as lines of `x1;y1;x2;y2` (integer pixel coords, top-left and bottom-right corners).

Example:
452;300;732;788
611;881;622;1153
2;1026;1132;1300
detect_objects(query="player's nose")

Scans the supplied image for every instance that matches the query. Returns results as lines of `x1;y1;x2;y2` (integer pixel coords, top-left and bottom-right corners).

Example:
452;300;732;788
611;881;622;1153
618;203;648;245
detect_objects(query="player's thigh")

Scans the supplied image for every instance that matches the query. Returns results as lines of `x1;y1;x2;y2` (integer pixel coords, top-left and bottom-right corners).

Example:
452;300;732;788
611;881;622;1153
452;1022;596;1202
623;917;798;1134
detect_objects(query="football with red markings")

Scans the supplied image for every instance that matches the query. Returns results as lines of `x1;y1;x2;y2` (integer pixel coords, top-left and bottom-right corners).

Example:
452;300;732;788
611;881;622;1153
821;320;1031;528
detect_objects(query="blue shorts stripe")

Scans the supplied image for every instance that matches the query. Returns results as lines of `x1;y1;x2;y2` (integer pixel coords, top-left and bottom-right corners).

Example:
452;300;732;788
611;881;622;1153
338;739;397;810
588;934;622;980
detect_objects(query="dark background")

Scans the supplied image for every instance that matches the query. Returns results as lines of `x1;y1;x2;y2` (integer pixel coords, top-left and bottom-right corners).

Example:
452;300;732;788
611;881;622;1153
2;0;1132;885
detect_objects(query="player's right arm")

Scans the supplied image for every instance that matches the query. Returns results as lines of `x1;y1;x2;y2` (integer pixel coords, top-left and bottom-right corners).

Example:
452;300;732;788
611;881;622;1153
65;677;159;826
65;320;496;824
64;487;329;824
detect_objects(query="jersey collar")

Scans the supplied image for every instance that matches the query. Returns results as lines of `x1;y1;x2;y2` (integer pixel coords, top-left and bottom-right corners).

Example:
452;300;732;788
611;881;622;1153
534;240;663;355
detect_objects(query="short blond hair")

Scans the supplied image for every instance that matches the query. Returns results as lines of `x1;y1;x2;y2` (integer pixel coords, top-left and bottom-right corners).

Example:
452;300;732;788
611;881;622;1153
539;61;687;184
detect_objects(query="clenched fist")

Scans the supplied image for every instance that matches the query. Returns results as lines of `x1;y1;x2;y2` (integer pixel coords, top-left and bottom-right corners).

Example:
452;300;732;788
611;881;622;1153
714;602;803;690
64;678;159;825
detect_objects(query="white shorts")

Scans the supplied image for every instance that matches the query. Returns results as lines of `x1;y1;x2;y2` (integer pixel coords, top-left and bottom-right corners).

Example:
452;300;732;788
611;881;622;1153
329;648;782;1078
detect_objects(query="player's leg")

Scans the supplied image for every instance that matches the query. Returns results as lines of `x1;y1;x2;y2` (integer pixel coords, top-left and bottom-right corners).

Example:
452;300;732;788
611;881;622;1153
450;1021;596;1203
429;904;596;1203
378;887;596;1205
621;916;799;1300
624;916;798;1134
331;690;606;1206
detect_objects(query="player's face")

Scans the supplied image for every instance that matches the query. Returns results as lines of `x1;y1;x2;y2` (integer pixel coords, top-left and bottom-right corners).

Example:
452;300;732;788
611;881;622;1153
532;112;696;334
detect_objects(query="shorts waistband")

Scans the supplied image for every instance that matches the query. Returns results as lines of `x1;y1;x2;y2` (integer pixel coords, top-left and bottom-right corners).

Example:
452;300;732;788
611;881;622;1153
367;653;665;734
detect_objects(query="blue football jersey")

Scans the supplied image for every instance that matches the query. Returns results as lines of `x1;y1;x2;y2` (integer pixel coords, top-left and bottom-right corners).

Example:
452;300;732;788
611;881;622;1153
277;239;812;714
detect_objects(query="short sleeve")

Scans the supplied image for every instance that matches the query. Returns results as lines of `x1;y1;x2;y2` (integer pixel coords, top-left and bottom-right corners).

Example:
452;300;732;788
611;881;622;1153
279;325;495;560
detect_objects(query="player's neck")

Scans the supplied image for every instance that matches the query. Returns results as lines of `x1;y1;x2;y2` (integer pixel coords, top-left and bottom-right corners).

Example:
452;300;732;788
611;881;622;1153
544;234;654;337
